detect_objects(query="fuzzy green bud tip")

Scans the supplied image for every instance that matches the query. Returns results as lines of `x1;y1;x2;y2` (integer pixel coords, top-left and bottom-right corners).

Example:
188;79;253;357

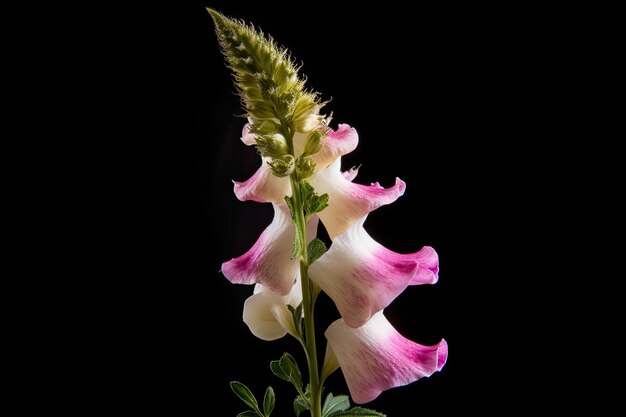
207;8;326;134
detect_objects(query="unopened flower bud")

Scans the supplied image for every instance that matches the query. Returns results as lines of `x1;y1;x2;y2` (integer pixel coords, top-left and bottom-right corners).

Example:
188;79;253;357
295;156;316;180
268;154;295;177
303;129;326;156
255;134;289;158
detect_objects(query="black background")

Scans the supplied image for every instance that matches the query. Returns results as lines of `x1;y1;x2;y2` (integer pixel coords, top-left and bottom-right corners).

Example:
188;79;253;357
115;1;551;414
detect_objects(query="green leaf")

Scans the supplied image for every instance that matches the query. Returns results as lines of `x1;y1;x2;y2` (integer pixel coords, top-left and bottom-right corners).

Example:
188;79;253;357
330;407;386;417
263;386;275;416
284;195;304;259
279;353;303;391
301;181;329;222
293;395;309;417
293;384;312;416
230;381;259;413
286;302;303;337
270;360;290;382
307;238;327;265
236;412;259;417
322;393;350;417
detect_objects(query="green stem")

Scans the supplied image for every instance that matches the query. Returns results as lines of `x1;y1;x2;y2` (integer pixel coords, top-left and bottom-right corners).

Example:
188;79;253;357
284;126;322;417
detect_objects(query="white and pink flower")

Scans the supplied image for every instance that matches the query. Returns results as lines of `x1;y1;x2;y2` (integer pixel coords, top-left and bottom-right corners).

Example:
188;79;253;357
309;217;439;328
325;311;448;404
221;203;318;296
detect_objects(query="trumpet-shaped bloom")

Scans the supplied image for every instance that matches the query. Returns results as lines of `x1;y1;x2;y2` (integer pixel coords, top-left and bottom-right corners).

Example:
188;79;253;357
311;159;406;239
309;217;439;328
221;203;319;296
325;312;448;404
243;281;302;341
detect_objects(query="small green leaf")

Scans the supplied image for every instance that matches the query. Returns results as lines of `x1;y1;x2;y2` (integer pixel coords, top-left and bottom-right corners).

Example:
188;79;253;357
294;384;312;416
293;302;303;335
322;393;350;417
236;412;259;417
307;238;327;265
270;360;290;382
301;181;329;221
230;381;259;412
286;302;303;337
263;386;275;416
284;195;304;259
330;407;386;417
293;395;309;417
279;353;303;391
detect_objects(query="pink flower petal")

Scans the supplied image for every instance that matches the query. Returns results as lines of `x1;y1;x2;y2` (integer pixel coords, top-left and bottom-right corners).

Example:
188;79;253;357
309;217;437;327
221;204;318;296
410;246;440;285
325;312;448;404
311;158;406;238
315;124;359;170
233;161;291;203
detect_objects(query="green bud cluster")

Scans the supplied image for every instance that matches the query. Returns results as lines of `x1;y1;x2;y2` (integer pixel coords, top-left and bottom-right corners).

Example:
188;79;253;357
208;9;324;135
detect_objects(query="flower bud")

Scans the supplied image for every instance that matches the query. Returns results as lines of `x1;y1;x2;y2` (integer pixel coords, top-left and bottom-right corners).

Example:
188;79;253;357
268;154;295;177
303;128;326;156
295;156;316;180
255;134;289;158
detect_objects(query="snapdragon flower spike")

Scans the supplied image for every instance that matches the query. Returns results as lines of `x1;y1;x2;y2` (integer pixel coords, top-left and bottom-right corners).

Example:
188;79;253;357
325;311;448;404
309;217;439;327
221;203;319;296
243;280;302;341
